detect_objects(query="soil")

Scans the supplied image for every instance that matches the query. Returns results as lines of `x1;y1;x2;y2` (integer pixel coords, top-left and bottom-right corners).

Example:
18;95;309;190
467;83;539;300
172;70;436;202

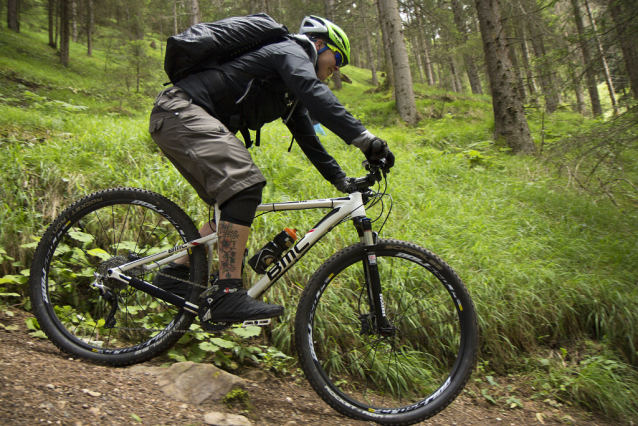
0;308;617;426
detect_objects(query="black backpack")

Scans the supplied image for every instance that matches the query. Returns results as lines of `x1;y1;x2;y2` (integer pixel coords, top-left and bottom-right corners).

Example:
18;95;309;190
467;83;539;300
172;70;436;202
164;14;289;84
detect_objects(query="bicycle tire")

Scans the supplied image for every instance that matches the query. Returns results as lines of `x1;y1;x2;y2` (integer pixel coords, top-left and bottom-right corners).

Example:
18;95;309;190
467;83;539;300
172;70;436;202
294;239;478;425
29;187;207;366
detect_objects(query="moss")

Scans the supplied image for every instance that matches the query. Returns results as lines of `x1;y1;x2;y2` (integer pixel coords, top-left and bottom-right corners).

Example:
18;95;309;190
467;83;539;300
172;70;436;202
222;387;252;411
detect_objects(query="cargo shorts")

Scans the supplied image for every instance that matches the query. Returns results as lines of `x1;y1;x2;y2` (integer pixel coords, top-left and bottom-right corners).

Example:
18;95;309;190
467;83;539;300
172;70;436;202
149;87;266;206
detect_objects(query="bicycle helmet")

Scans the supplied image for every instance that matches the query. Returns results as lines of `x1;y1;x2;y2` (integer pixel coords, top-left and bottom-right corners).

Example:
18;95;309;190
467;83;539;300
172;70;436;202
299;15;350;67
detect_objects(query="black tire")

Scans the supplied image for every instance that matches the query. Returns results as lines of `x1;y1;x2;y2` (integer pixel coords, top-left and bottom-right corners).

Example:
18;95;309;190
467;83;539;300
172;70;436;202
29;188;207;366
294;239;478;425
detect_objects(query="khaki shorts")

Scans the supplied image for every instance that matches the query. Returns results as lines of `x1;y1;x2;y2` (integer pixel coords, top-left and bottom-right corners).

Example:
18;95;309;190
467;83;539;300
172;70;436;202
149;88;266;206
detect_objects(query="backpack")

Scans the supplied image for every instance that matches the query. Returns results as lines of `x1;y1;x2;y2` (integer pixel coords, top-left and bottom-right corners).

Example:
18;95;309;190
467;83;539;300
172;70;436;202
164;14;289;84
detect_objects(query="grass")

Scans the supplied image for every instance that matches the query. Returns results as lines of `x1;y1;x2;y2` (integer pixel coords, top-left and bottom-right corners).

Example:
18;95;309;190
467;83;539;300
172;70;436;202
1;25;638;423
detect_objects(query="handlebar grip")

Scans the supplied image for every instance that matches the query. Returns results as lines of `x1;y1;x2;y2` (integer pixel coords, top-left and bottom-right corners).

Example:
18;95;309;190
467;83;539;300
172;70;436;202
371;139;385;154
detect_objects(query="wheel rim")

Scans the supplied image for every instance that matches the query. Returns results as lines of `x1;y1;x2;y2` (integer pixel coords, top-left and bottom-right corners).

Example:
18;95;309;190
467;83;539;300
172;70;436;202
307;249;468;414
39;197;197;355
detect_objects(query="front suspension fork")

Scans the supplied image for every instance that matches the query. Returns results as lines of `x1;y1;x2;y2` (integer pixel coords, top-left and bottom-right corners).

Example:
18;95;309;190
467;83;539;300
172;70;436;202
353;217;392;333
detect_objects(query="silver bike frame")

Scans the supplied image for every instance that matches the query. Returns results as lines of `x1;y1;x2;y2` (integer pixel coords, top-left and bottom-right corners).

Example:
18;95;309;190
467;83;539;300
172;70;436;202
106;192;368;300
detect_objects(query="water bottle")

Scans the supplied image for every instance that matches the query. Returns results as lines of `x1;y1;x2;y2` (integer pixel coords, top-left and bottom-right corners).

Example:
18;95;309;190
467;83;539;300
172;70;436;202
248;228;298;274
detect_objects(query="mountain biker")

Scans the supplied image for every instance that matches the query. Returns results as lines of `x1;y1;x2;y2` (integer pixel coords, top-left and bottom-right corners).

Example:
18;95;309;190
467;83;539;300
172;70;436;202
149;15;395;325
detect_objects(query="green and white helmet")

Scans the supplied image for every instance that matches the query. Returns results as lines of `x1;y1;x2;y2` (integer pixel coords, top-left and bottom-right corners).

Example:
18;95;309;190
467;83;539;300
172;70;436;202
299;15;350;67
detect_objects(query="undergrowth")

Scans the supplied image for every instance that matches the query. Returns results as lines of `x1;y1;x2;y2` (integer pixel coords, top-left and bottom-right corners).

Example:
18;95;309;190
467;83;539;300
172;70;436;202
1;26;637;423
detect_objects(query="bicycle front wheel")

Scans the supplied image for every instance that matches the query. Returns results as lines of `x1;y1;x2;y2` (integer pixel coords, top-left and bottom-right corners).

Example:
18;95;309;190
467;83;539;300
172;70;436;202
29;188;207;366
295;239;478;425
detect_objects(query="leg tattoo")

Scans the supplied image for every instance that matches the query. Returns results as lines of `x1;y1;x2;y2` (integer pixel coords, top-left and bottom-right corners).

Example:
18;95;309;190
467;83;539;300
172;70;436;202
219;221;240;279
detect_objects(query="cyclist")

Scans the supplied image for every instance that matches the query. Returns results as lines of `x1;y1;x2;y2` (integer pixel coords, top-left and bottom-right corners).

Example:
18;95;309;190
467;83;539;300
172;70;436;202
149;15;394;324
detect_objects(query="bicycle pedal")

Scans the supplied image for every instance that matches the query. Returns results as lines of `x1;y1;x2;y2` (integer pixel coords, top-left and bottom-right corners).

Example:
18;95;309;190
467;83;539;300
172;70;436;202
242;319;271;327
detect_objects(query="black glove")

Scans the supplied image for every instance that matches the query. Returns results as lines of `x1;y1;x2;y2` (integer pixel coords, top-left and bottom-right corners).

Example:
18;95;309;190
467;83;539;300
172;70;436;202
364;138;395;170
331;176;357;194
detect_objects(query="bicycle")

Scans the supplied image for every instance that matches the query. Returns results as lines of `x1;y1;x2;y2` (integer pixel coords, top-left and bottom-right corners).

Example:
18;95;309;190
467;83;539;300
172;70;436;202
29;161;478;425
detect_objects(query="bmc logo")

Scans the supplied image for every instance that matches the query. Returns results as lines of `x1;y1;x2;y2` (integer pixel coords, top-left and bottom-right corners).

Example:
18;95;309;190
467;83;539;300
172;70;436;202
266;239;311;281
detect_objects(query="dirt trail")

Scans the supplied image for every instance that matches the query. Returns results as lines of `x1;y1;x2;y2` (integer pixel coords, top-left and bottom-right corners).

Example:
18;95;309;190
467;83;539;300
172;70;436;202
0;309;614;426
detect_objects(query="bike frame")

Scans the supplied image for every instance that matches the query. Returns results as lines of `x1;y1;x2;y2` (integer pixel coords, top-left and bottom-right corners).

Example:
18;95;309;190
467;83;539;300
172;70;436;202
104;191;388;328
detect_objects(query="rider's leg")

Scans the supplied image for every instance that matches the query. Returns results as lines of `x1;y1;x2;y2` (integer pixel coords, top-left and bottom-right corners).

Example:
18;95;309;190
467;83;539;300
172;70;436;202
200;184;283;322
217;221;249;279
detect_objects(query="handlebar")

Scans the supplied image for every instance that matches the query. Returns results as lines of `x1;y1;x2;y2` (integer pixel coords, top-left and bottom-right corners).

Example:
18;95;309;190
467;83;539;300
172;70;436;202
352;159;387;191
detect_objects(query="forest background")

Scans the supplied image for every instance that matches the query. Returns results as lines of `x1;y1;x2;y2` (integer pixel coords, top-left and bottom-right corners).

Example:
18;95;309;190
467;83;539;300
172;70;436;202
1;0;637;423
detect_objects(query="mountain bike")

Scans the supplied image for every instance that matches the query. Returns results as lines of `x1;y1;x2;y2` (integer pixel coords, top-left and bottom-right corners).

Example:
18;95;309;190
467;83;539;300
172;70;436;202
29;161;478;425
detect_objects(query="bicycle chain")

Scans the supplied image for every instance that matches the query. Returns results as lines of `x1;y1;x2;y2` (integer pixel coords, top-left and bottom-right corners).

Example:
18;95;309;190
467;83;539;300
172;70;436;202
105;269;228;334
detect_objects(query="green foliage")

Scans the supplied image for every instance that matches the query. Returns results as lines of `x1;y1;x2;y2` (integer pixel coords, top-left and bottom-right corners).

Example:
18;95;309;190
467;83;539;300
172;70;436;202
528;344;638;423
1;25;637;423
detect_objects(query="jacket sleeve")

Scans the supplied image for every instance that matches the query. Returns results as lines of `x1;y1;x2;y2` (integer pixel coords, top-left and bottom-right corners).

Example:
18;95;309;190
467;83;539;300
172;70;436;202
285;105;346;183
270;44;366;144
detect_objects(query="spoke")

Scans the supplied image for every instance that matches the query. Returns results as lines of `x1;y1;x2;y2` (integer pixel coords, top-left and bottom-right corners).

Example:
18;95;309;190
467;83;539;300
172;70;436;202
93;210;113;253
105;327;114;348
138;215;177;257
115;204;133;253
318;327;385;357
111;205;116;253
380;336;393;406
360;336;384;401
393;304;451;327
133;207;149;254
63;251;95;269
392;288;444;325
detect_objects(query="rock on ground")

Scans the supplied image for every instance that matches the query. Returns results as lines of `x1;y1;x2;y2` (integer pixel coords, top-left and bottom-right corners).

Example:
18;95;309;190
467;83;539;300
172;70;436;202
131;361;247;405
204;411;253;425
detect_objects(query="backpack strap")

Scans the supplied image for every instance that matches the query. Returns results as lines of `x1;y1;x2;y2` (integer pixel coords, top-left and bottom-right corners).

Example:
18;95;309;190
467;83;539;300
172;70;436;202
239;127;253;149
239;127;262;149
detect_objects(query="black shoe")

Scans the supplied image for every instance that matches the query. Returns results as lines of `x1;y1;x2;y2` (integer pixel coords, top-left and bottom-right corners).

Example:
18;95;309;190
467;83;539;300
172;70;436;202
199;279;284;323
152;262;191;298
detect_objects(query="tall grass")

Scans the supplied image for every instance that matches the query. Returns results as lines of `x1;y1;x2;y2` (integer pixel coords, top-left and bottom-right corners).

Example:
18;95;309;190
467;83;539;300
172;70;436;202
2;27;638;422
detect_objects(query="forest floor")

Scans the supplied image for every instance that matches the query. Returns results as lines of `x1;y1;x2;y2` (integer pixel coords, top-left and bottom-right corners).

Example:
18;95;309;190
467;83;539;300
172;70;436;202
0;309;620;426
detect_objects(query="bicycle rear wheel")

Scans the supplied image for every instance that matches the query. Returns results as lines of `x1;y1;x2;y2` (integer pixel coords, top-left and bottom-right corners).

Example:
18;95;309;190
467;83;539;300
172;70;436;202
29;188;207;366
295;239;478;425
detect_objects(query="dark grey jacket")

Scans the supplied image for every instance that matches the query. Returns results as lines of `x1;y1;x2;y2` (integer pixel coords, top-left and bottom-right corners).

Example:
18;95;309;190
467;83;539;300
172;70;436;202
175;35;366;183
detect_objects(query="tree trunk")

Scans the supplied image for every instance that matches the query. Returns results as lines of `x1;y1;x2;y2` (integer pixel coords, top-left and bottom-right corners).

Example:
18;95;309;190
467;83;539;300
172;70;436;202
380;0;418;124
86;0;93;56
55;0;59;48
418;22;435;86
71;0;77;43
377;0;394;89
571;66;586;114
351;23;361;68
60;0;70;66
449;60;458;92
48;0;56;47
376;29;382;73
450;57;463;92
608;0;638;99
505;24;526;101
360;3;378;86
173;1;178;35
571;0;602;117
515;21;537;95
526;19;559;113
508;39;527;101
474;0;535;153
412;36;424;84
585;0;618;114
191;0;200;26
7;0;19;32
323;0;342;90
450;0;483;94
